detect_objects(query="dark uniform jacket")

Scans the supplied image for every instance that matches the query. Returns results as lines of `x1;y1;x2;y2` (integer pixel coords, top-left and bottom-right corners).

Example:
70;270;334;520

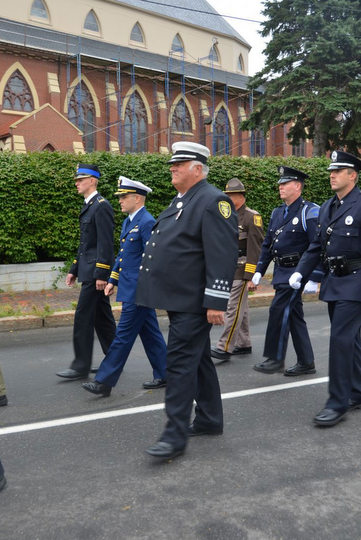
108;207;155;304
256;196;322;285
136;178;238;313
297;186;361;302
70;193;114;283
235;204;264;281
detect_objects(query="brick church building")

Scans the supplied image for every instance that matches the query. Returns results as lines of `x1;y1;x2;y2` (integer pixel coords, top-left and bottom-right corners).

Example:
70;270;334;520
0;0;311;157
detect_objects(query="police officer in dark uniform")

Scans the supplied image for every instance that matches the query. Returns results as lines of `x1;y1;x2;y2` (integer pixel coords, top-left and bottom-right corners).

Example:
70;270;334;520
252;166;323;375
290;151;361;426
57;164;116;380
82;177;167;396
136;142;238;460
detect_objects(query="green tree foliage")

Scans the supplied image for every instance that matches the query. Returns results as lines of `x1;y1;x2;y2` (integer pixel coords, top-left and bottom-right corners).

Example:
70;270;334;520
0;152;332;264
243;0;361;156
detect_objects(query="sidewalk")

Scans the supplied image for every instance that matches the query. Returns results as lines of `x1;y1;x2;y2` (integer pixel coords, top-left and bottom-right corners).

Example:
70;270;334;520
0;277;319;332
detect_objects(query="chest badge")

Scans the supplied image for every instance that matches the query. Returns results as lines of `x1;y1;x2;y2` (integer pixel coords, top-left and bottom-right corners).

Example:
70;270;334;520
345;216;353;225
176;201;183;209
292;217;299;225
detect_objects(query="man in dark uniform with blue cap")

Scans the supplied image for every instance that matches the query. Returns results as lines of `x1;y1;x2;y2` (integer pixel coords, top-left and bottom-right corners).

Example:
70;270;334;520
82;176;167;396
252;166;323;375
57;164;116;380
136;142;238;460
290;151;361;426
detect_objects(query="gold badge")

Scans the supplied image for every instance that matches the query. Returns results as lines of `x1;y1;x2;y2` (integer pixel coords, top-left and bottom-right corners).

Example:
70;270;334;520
254;215;263;227
218;201;231;219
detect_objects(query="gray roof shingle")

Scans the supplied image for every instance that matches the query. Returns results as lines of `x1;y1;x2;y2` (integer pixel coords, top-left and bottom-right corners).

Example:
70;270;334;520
114;0;250;47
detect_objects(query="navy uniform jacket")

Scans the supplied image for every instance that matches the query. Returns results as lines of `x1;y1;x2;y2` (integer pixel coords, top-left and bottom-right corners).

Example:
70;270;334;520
69;194;114;283
256;196;322;285
136;178;239;313
108;207;155;304
297;186;361;302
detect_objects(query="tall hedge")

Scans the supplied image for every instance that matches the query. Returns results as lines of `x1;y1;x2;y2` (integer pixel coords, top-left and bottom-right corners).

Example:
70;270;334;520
0;151;333;264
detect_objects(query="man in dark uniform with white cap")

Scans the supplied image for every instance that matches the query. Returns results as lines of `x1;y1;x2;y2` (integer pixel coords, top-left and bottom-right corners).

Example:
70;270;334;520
211;178;264;361
290;151;361;426
252;166;323;375
57;164;116;380
82;176;167;396
136;142;238;459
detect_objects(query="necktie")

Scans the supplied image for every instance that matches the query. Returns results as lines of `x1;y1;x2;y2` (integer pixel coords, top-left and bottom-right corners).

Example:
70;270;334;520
283;206;288;219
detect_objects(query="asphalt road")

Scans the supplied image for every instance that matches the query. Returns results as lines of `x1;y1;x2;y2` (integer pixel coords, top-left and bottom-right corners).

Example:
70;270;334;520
1;301;361;540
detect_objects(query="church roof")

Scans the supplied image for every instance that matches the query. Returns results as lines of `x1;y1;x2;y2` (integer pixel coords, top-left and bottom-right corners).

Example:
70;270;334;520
114;0;250;48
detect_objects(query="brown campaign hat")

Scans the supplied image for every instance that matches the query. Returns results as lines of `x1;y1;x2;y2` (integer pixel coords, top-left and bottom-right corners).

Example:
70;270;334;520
223;178;246;193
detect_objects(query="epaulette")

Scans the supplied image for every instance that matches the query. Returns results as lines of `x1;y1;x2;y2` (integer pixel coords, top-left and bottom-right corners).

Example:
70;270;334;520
97;196;105;203
245;206;259;216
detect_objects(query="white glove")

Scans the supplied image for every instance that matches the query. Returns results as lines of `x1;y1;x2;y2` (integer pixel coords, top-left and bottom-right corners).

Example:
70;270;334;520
252;272;262;286
303;280;318;294
289;272;302;290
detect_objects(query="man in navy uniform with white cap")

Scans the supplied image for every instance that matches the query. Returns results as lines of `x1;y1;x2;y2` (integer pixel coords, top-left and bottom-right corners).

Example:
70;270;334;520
136;142;238;460
57;164;116;380
252;166;323;375
82;176;167;396
290;151;361;426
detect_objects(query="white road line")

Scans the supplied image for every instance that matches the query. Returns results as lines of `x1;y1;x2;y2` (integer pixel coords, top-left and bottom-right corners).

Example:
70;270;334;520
0;377;328;436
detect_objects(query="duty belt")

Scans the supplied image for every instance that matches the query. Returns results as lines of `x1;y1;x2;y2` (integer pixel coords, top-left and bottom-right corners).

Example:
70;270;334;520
273;253;300;268
325;256;361;276
238;249;247;256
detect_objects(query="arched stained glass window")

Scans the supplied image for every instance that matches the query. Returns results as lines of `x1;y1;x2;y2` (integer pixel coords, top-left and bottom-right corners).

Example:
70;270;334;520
84;10;100;33
171;99;192;133
2;70;34;112
124;92;148;153
68;82;96;152
214;107;230;155
30;0;49;20
130;23;144;43
238;54;244;72
171;34;184;53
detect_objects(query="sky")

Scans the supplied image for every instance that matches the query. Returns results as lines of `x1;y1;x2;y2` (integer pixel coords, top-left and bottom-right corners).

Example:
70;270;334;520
207;0;267;75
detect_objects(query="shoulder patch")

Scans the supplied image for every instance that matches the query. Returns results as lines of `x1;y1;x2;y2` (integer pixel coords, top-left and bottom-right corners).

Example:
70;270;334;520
218;201;231;219
253;215;263;227
306;206;319;219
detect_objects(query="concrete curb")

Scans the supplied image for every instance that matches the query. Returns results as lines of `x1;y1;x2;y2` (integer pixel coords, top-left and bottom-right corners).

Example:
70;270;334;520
0;293;320;333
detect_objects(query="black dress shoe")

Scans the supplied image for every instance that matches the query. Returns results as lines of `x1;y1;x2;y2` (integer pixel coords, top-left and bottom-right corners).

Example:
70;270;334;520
284;362;316;376
232;346;252;355
56;369;88;380
143;379;166;389
253;358;284;374
211;347;231;361
0;395;8;406
0;474;7;492
349;399;361;411
145;441;184;459
82;381;111;397
313;408;347;426
188;423;223;437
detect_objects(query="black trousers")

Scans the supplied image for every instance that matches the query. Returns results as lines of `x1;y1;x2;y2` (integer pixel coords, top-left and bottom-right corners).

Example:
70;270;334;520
160;311;223;450
326;300;361;411
263;284;314;364
71;281;116;374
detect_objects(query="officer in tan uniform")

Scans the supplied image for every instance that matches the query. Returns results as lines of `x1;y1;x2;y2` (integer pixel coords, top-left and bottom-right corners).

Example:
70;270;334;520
211;178;264;361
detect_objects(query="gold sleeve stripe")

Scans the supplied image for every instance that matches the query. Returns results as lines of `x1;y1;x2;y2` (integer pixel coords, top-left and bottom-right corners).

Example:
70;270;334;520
110;271;119;279
96;263;111;269
245;263;257;273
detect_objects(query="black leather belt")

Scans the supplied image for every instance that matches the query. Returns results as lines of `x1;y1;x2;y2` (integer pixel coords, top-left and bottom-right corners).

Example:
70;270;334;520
325;256;361;276
273;253;300;268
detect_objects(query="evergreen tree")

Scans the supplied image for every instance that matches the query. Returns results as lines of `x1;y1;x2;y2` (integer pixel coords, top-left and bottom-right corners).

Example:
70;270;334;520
243;0;361;156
